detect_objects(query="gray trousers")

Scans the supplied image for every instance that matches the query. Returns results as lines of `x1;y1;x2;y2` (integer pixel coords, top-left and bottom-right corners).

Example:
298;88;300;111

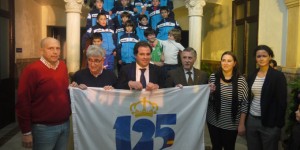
246;115;281;150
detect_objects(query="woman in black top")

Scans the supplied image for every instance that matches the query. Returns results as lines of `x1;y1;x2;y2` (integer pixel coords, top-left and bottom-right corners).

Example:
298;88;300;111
246;45;287;150
207;51;248;150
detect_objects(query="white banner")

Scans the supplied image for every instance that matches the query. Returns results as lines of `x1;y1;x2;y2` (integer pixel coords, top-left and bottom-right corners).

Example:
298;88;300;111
70;85;210;150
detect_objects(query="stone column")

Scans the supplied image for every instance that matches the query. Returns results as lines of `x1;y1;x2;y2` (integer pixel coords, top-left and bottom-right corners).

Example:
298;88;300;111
185;0;206;69
285;0;300;69
64;0;83;73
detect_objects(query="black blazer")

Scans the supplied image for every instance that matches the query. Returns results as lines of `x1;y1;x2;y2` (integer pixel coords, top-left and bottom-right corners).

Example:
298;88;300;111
115;63;165;89
247;67;287;128
165;67;209;87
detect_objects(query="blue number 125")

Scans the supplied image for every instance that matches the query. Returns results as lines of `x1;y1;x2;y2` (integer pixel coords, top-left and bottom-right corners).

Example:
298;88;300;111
113;114;176;150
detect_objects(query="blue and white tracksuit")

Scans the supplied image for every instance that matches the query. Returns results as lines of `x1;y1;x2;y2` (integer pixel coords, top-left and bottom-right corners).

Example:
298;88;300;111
147;6;162;30
131;0;151;13
87;24;116;71
117;32;140;63
136;23;150;41
145;0;175;19
156;18;181;40
103;0;117;11
111;5;136;25
159;0;174;10
86;8;111;30
115;22;125;44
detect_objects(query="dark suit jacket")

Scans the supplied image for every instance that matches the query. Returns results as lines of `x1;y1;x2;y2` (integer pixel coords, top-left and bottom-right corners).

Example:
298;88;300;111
165;67;209;87
116;63;165;89
247;67;287;128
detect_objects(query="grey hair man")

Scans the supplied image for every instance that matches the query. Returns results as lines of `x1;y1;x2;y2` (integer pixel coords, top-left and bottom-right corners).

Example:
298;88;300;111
165;47;209;87
71;45;117;90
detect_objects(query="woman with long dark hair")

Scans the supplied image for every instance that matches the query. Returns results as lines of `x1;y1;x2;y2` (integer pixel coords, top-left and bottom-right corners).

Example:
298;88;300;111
207;51;248;150
246;45;287;150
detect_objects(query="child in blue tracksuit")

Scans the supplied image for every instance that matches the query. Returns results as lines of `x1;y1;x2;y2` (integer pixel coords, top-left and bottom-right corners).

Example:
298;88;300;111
114;12;131;44
156;6;181;40
131;0;152;14
136;14;150;41
109;0;138;26
82;0;110;52
117;20;139;69
87;13;116;72
147;0;162;29
86;0;111;30
146;0;174;18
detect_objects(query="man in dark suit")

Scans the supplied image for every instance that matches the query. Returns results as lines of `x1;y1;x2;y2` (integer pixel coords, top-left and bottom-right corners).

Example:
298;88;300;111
116;41;164;90
165;47;209;87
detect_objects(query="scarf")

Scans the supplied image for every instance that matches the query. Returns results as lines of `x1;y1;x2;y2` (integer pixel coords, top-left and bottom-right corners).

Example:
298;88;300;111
212;71;239;123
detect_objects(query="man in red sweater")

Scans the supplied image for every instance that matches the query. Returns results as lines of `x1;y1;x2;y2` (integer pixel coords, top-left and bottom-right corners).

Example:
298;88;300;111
16;37;71;149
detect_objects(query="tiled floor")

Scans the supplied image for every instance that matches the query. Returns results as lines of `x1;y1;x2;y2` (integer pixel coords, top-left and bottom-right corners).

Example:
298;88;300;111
0;122;247;150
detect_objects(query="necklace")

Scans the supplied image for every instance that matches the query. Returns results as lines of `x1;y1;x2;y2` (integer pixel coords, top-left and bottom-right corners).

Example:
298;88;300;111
220;73;232;83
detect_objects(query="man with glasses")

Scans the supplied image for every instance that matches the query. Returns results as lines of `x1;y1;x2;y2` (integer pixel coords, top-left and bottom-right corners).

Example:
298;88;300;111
71;45;117;89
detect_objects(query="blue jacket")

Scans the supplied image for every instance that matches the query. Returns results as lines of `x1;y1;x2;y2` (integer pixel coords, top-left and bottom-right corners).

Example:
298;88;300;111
103;0;118;11
156;18;181;40
117;32;139;63
136;23;150;41
111;5;136;25
145;0;175;19
131;0;151;13
87;24;116;70
86;8;110;30
147;6;162;29
159;0;174;10
114;21;125;44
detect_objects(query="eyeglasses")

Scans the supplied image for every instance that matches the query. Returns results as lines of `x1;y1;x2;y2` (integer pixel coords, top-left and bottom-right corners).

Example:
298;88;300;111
88;58;103;64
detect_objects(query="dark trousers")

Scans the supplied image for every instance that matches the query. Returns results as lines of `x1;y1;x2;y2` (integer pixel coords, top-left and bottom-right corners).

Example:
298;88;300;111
246;114;281;150
288;123;300;150
207;123;238;150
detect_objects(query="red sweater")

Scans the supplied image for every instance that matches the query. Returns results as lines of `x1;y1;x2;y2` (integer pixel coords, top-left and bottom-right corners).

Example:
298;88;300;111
16;60;71;133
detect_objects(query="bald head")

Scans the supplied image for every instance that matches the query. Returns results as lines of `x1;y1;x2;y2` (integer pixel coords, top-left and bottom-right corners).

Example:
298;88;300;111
40;37;61;65
40;37;60;48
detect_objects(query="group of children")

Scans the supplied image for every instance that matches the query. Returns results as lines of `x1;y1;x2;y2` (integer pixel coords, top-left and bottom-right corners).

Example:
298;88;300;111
82;0;184;75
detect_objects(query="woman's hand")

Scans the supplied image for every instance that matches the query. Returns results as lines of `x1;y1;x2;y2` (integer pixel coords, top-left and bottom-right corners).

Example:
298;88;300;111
238;123;246;136
209;83;216;93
